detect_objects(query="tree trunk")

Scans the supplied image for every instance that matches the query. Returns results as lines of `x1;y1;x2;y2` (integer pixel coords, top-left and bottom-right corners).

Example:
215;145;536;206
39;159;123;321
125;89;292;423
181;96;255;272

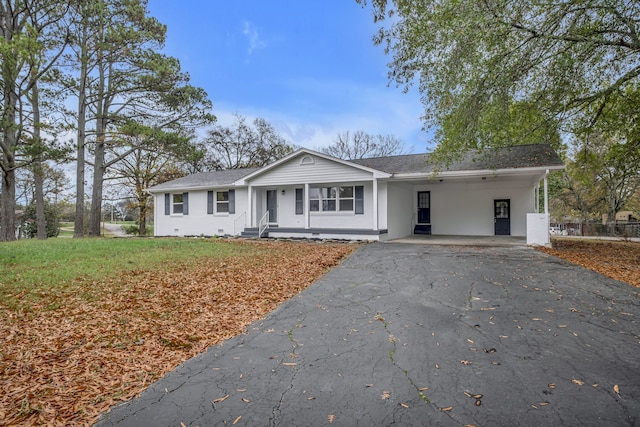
31;83;47;239
88;45;109;237
74;111;86;237
74;26;89;238
138;202;147;236
89;140;106;236
0;169;17;241
33;163;47;239
0;91;18;242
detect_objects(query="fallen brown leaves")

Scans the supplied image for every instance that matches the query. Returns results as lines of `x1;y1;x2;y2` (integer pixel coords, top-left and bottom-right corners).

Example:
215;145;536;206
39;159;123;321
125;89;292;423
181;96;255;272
537;239;640;288
0;240;357;426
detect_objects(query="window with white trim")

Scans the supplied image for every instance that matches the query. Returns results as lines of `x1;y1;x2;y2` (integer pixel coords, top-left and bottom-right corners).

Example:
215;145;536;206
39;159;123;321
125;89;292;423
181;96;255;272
216;191;229;213
338;186;354;211
172;193;184;214
208;189;235;214
309;185;355;212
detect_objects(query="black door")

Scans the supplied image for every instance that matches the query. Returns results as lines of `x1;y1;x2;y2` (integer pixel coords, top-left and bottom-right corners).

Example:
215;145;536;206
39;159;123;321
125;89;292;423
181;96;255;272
417;191;430;223
415;191;431;235
494;199;510;235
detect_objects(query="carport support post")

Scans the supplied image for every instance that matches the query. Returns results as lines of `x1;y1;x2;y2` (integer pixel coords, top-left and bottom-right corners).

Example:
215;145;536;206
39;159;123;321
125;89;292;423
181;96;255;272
544;169;550;236
247;185;253;227
372;179;378;230
304;183;310;229
544;170;549;215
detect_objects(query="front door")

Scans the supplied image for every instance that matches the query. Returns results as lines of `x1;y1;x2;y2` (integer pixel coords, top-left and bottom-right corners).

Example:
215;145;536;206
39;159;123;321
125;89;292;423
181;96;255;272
494;199;510;235
415;191;431;235
417;191;430;223
266;190;278;224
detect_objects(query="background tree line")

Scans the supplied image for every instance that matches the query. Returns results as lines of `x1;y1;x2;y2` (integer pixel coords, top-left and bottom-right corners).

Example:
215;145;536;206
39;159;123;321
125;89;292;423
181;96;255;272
0;1;294;240
0;0;213;241
6;0;635;240
0;0;411;241
358;0;640;226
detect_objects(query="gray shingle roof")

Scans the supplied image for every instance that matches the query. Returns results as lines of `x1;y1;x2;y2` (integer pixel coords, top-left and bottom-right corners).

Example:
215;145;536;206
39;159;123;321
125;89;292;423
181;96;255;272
147;144;563;192
147;168;258;192
350;144;564;174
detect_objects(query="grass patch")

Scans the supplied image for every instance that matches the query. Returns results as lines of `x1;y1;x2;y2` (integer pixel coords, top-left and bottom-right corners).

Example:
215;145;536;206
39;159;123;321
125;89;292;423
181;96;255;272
0;239;357;426
0;237;248;311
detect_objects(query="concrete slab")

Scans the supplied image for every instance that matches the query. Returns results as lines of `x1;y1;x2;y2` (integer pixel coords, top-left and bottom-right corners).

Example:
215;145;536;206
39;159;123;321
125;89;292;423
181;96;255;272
389;235;527;247
96;243;640;426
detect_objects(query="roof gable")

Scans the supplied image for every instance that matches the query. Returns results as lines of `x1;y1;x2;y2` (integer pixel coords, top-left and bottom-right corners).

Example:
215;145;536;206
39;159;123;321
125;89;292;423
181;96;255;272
237;148;391;184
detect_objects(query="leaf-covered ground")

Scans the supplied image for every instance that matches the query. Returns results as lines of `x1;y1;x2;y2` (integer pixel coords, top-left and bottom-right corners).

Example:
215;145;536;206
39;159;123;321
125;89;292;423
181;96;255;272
537;238;640;288
0;240;357;426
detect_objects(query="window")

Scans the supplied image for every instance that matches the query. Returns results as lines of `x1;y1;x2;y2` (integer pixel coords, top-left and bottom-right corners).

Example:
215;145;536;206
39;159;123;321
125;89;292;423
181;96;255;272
309;185;359;212
208;189;235;214
216;191;229;213
339;186;354;211
173;193;183;214
165;192;188;215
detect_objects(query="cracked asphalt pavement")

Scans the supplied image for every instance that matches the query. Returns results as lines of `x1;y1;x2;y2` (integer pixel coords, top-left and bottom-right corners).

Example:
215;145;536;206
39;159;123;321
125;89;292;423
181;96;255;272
95;243;640;426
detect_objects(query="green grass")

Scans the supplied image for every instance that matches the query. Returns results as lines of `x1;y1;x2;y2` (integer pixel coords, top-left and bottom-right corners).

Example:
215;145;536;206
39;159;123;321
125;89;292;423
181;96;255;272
0;237;248;311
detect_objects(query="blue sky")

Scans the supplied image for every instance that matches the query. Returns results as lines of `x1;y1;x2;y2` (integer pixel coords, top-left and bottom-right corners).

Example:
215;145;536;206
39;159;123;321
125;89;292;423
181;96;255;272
146;1;433;153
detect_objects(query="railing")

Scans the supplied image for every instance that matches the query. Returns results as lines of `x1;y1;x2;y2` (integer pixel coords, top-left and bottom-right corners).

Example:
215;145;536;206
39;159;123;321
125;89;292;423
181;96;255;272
233;212;247;236
258;210;269;238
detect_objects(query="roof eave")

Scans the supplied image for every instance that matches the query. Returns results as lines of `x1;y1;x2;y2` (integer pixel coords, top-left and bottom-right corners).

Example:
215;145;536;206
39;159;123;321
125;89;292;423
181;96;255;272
390;165;565;180
146;183;248;193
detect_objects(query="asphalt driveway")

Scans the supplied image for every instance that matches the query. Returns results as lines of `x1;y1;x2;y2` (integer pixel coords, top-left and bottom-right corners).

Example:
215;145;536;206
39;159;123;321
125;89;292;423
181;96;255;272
96;243;640;426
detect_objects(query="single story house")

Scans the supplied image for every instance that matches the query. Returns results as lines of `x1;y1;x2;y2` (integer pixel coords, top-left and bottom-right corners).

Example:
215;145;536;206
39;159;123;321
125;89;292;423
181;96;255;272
147;144;564;244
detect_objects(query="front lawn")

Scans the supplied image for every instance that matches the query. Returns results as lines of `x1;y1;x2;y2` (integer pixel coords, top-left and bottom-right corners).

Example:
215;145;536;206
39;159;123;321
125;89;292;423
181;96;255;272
0;238;357;426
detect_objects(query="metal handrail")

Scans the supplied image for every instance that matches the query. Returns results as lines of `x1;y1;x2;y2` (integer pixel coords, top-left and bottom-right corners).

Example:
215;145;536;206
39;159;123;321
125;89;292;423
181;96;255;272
258;210;269;238
233;212;246;236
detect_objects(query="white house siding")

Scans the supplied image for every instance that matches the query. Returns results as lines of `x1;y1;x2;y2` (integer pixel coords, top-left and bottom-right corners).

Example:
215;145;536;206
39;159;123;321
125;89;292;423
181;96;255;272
308;181;374;229
246;154;379;232
256;186;305;228
425;176;535;236
385;181;414;240
248;154;373;186
153;188;248;236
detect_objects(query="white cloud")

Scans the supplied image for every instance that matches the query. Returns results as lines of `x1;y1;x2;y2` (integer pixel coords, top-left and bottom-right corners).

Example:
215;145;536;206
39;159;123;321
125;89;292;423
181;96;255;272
242;21;267;54
210;88;434;154
206;74;437;154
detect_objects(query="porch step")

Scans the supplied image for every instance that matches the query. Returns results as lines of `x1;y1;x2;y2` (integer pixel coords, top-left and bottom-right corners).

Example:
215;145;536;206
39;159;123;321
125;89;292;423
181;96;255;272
240;227;268;238
414;224;432;235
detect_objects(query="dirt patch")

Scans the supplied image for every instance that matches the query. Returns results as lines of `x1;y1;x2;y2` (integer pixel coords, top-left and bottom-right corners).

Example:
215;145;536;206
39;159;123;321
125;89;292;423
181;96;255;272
537;238;640;288
0;240;357;426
